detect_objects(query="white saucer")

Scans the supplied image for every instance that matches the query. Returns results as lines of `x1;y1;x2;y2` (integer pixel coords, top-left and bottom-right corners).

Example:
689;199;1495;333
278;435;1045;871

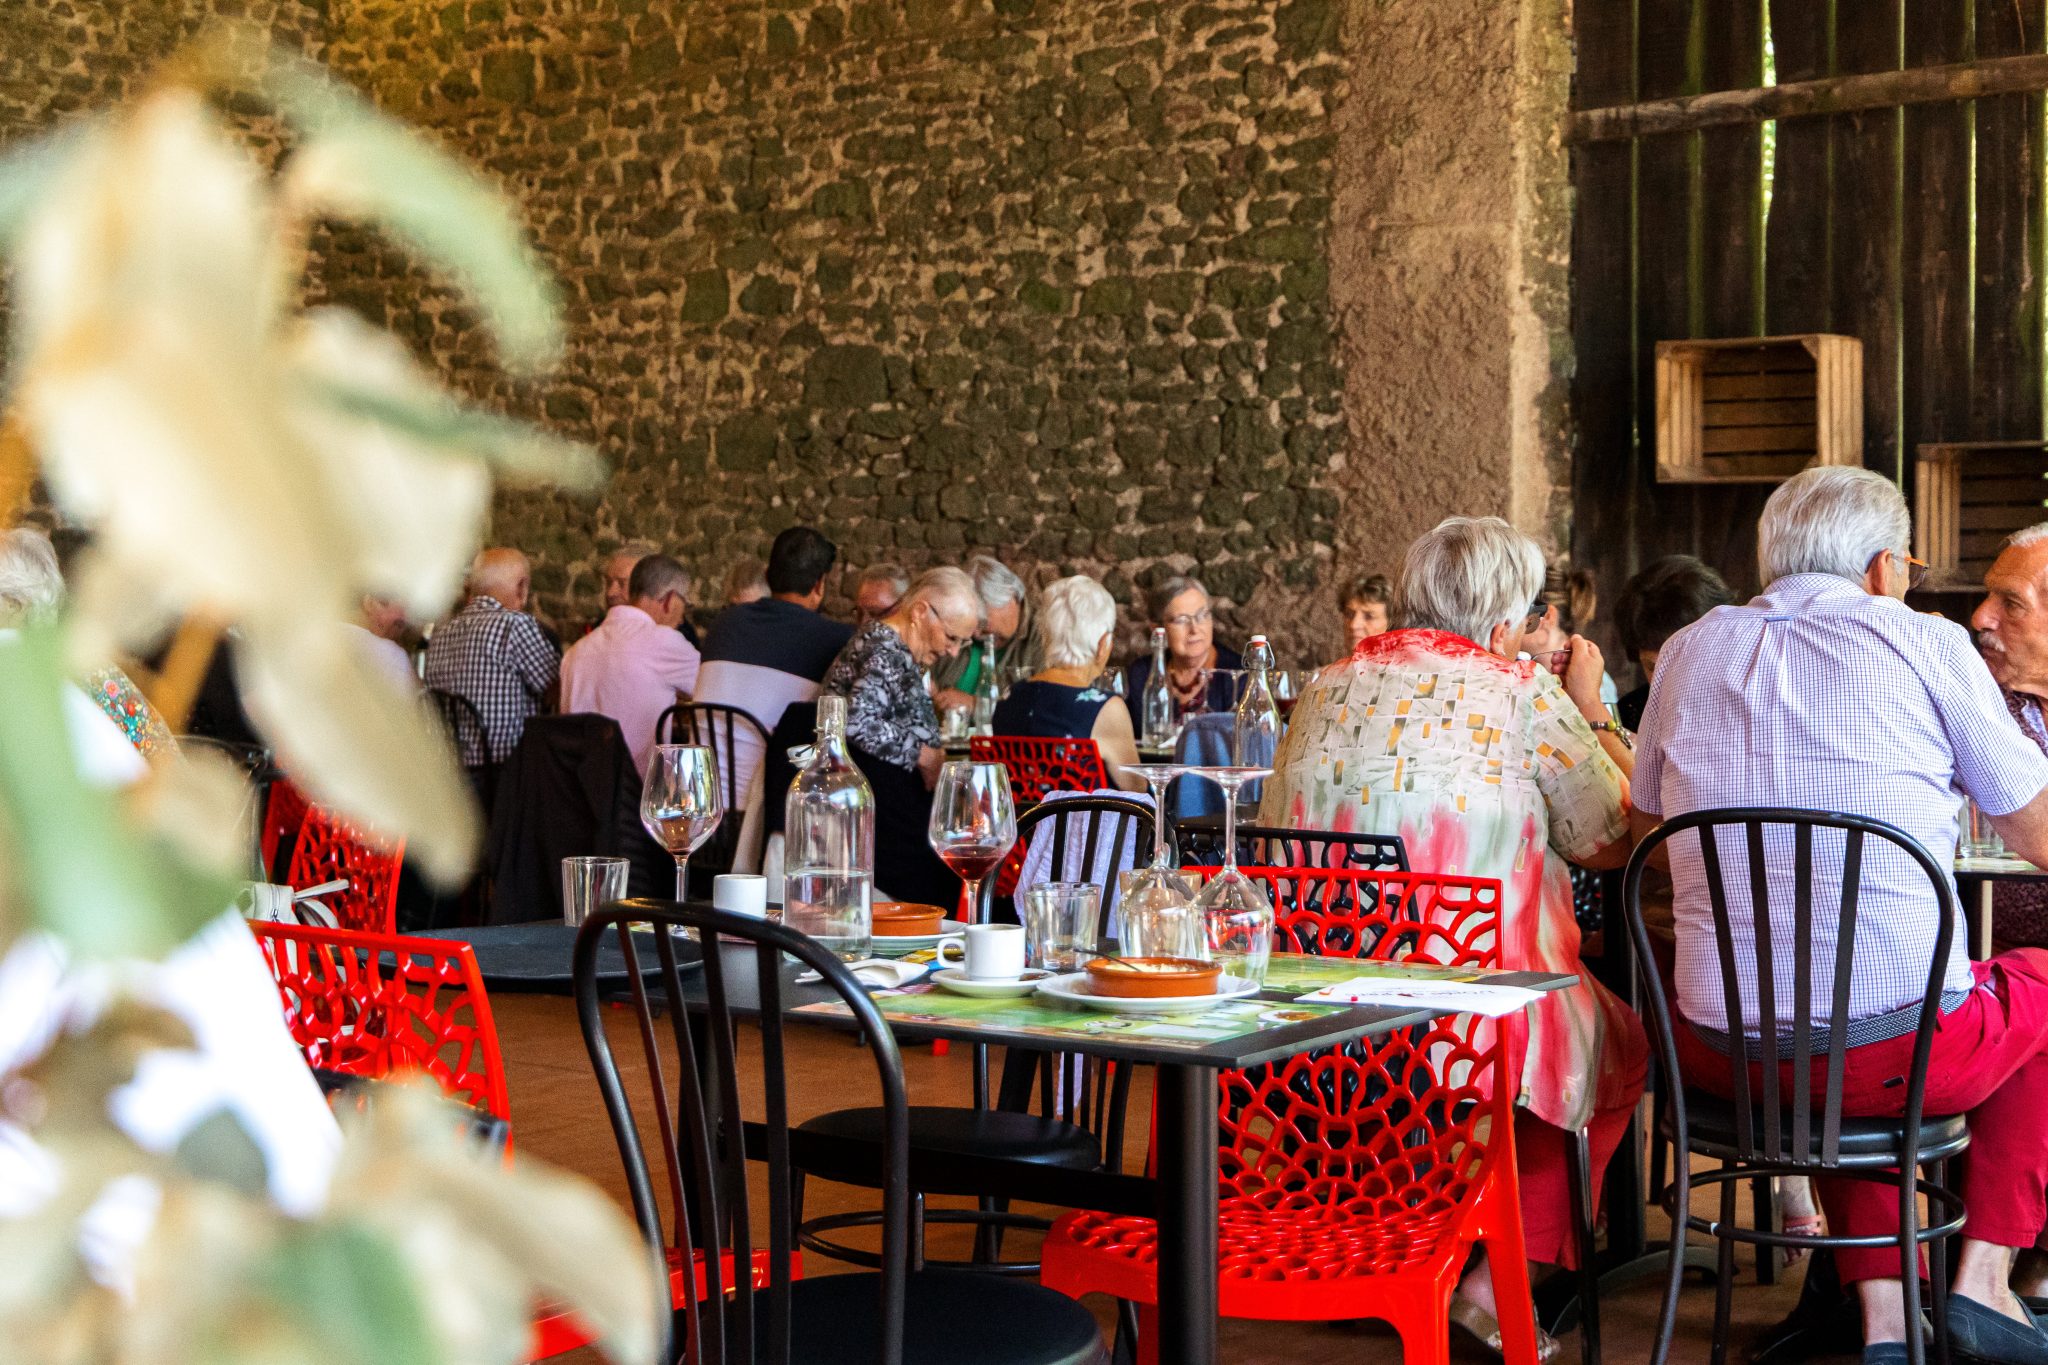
931;968;1052;998
1033;972;1261;1014
872;921;968;955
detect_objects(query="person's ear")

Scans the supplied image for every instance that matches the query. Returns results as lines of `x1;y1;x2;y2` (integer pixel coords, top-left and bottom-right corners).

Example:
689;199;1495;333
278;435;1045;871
1862;550;1893;598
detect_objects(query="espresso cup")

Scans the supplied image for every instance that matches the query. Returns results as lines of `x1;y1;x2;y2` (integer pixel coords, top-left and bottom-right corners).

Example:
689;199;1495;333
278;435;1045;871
713;873;769;918
935;922;1027;980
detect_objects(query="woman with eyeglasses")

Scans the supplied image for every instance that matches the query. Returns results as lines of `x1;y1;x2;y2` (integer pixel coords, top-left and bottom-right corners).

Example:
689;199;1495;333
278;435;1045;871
1122;575;1243;718
823;565;984;792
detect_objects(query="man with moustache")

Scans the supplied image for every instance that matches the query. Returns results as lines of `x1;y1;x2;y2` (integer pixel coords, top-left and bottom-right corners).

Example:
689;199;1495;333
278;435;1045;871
1974;523;2048;948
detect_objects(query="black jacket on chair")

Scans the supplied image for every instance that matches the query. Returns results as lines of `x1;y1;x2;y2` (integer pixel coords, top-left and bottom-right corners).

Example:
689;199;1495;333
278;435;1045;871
765;702;960;911
483;713;672;923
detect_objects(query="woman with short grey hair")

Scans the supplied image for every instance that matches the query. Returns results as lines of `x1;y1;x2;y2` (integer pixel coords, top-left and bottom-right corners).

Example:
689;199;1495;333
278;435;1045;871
990;575;1144;791
1258;514;1646;1355
1123;573;1244;717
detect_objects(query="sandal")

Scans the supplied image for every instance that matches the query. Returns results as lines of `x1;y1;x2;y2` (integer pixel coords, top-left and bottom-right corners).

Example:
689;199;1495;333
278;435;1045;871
1449;1295;1562;1363
1779;1177;1826;1266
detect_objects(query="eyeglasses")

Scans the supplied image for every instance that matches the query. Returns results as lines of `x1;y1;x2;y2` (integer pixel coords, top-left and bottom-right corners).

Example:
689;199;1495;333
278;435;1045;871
922;602;974;651
1891;551;1930;592
1165;608;1213;630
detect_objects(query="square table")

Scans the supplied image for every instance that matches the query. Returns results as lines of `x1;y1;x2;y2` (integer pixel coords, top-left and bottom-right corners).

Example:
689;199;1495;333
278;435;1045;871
665;940;1573;1365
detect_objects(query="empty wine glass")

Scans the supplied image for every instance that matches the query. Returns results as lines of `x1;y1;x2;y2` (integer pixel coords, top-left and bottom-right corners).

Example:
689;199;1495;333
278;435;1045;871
641;744;725;903
1116;763;1200;950
927;761;1018;924
1187;765;1275;984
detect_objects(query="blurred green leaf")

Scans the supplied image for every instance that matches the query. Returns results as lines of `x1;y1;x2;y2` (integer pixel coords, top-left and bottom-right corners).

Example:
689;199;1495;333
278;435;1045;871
296;373;604;491
264;1220;438;1365
250;52;563;372
0;627;220;956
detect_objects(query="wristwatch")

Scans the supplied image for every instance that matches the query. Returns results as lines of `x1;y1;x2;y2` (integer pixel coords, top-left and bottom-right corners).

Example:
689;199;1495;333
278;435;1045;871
1589;719;1634;750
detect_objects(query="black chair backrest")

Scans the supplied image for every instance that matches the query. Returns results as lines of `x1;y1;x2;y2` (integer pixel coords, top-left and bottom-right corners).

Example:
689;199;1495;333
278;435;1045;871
575;899;912;1365
426;687;494;768
1623;806;1958;1168
1172;817;1408;874
659;702;773;874
978;795;1154;936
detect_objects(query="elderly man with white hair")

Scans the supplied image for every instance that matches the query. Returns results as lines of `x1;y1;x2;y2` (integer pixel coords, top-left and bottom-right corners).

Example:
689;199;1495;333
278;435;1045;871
934;553;1030;713
1259;514;1644;1358
1637;466;2048;1363
423;547;558;766
991;575;1145;792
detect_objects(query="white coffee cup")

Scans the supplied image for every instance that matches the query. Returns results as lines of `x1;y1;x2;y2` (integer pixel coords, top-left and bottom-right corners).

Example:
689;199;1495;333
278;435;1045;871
713;873;769;918
935;923;1027;980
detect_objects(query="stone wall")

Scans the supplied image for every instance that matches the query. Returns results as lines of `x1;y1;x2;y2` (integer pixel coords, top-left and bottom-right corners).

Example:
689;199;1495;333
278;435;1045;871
2;0;1577;669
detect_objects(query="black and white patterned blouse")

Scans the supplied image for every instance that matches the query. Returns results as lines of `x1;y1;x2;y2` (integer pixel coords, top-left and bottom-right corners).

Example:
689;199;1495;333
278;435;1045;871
823;622;937;772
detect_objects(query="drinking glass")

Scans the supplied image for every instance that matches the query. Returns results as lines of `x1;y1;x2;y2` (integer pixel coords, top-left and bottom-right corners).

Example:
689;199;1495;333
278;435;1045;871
1021;881;1103;971
1187;765;1275;984
561;856;628;928
1274;669;1298;719
1199;667;1247;718
641;744;725;903
1963;797;2006;859
1115;763;1201;947
927;761;1018;924
1118;868;1207;959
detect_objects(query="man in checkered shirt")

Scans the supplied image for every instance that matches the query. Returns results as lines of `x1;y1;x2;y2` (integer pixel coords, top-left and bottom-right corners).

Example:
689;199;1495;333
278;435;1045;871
1636;468;2048;1364
424;548;559;766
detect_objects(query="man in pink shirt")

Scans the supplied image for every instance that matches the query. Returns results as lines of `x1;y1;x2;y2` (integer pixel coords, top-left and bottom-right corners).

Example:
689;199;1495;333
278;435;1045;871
560;554;700;773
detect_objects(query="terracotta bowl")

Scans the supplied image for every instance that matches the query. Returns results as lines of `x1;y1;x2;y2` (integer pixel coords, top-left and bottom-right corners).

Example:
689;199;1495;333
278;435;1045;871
871;902;947;937
1084;956;1222;999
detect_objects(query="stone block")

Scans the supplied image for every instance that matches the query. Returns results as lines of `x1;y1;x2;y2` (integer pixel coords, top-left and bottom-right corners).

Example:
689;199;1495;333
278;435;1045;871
805;344;890;407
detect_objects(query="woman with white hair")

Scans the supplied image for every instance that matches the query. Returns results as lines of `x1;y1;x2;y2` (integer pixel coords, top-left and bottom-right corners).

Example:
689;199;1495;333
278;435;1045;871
0;527;174;760
1259;515;1646;1358
990;576;1146;792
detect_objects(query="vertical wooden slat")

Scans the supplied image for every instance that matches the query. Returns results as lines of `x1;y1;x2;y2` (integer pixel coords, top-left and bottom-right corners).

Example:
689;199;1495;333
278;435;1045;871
1971;0;2046;440
1829;0;1904;482
1571;0;1641;647
1696;0;1773;575
1765;0;1835;335
1901;0;1977;454
1636;0;1704;562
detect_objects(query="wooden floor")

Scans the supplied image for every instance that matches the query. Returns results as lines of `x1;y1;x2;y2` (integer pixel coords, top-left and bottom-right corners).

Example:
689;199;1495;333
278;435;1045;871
495;993;1850;1363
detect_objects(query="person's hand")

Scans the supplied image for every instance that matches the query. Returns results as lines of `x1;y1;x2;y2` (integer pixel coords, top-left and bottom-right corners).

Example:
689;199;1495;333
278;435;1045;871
917;745;944;789
1562;635;1608;715
933;687;973;713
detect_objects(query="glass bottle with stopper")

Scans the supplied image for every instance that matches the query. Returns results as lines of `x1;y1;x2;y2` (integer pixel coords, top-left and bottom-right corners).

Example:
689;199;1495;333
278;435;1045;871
783;694;875;961
1233;634;1281;769
1141;626;1175;747
971;635;1001;734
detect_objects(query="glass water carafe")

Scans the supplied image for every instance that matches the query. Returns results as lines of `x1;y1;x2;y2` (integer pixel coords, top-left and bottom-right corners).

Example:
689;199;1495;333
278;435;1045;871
784;694;875;960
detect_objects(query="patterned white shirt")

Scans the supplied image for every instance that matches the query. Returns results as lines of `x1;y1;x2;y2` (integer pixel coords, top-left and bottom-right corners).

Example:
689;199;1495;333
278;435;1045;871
1635;573;2048;1033
423;596;559;765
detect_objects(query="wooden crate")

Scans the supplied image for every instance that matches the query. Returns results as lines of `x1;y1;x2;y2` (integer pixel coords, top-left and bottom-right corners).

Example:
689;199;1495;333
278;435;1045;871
1655;334;1863;483
1915;441;2048;590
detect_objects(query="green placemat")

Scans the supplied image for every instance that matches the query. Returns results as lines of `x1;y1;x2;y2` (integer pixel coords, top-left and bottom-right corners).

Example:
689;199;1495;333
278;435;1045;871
1258;953;1479;994
794;986;1350;1050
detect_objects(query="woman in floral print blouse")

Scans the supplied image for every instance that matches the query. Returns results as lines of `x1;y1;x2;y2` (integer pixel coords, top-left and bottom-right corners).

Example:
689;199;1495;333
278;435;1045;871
822;565;984;789
1261;517;1645;1357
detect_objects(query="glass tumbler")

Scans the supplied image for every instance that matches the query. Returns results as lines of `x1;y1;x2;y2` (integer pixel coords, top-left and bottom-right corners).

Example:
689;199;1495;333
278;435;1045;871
1021;881;1103;971
561;856;629;928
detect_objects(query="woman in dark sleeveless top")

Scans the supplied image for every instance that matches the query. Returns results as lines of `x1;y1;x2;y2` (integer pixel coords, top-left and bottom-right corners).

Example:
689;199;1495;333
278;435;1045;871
989;576;1145;792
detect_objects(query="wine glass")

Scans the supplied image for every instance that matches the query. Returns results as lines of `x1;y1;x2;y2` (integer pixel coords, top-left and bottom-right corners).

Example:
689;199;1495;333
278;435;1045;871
641;744;724;903
1187;765;1275;985
1116;763;1202;956
927;760;1018;924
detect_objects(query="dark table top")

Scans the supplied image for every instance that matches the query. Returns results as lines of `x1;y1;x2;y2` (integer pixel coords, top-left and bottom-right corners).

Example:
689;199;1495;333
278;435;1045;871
421;922;701;991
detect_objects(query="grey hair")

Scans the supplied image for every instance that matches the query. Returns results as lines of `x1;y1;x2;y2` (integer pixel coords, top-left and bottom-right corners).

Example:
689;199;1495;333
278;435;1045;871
2010;522;2048;551
606;539;661;566
628;553;692;602
907;565;984;627
1757;466;1910;584
965;554;1026;611
0;528;64;627
1038;575;1118;669
856;563;910;596
1146;575;1210;623
1397;516;1545;643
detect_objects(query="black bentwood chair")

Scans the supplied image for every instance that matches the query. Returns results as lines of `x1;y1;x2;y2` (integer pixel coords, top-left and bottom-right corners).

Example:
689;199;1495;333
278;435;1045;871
573;900;1108;1365
1623;809;1970;1365
792;796;1155;1278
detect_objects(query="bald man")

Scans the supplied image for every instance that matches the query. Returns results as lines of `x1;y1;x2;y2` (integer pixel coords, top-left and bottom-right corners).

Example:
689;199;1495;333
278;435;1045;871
425;547;560;765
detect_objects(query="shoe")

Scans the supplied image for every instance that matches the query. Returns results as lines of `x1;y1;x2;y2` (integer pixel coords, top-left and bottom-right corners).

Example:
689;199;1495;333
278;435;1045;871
1863;1345;1911;1364
1950;1293;2048;1364
1448;1295;1561;1363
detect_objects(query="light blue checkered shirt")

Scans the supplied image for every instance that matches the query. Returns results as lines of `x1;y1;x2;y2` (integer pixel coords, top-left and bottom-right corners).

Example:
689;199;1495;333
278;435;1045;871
1636;574;2048;1034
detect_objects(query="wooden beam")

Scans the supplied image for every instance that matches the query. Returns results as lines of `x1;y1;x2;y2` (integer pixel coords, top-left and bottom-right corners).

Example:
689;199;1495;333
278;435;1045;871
1571;51;2048;143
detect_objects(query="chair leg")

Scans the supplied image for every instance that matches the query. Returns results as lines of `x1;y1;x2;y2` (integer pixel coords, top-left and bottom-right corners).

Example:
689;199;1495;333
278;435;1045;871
1396;1310;1454;1365
1111;1300;1141;1365
1928;1159;1952;1365
1133;1304;1161;1365
1755;1175;1779;1284
911;1192;927;1274
1712;1175;1738;1365
1566;1127;1602;1365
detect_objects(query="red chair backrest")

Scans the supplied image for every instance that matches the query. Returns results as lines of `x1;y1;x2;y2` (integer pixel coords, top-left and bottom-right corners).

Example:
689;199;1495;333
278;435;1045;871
261;777;311;881
285;806;405;935
1195;864;1509;1271
250;919;509;1125
967;735;1111;904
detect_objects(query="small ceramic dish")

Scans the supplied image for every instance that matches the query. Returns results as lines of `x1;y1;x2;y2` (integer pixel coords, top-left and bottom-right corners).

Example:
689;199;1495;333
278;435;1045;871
1083;955;1222;999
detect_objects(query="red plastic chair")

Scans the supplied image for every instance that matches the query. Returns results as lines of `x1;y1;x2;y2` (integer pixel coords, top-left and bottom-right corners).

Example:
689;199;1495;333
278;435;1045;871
284;805;405;935
249;919;509;1126
260;777;311;881
967;735;1111;906
1040;865;1539;1365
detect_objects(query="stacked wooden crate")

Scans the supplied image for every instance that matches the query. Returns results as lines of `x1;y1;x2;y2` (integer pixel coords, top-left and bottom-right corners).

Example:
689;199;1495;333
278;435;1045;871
1915;442;2048;590
1655;334;1862;484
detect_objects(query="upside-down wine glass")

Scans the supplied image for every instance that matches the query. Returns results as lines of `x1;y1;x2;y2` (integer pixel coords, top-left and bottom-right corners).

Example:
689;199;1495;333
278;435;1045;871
1187;765;1275;985
641;744;725;905
927;760;1017;925
1115;763;1202;957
